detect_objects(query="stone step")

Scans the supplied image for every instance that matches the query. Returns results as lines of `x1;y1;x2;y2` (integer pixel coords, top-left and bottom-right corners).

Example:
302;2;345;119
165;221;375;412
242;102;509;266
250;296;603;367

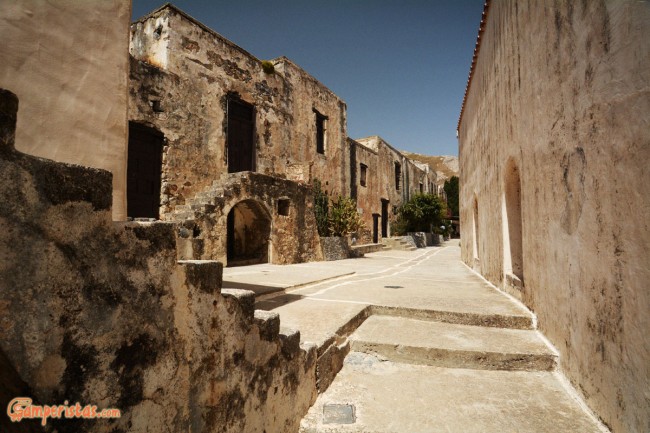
349;315;557;371
178;260;223;294
299;352;606;433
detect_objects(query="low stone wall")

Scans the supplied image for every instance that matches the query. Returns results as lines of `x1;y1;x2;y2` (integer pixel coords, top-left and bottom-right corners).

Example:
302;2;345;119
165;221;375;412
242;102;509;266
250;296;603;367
0;88;316;433
407;232;427;248
320;236;350;261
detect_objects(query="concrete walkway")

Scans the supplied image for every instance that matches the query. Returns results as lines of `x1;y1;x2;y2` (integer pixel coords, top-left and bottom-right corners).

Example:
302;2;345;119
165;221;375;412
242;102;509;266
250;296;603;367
229;244;607;432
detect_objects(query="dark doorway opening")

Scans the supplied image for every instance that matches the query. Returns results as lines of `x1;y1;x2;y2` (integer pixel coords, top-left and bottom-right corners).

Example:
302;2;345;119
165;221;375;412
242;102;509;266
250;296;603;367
381;199;389;238
372;213;380;243
226;200;271;266
227;97;255;173
127;122;163;219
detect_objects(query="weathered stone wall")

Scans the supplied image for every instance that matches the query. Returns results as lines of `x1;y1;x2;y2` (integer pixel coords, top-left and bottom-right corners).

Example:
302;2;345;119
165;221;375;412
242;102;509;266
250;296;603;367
0;88;316;433
175;172;324;266
355;136;435;237
458;1;650;432
129;5;349;217
0;1;131;220
320;237;351;261
274;58;350;197
349;138;380;243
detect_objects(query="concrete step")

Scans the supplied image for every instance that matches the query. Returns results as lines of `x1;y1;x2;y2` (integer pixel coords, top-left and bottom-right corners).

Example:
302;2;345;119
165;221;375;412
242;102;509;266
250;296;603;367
380;237;418;251
349;315;557;371
300;352;606;433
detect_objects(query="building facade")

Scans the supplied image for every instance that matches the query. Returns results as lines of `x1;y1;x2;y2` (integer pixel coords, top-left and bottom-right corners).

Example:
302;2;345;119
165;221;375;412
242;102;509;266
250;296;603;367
351;136;437;243
458;1;650;432
128;4;437;263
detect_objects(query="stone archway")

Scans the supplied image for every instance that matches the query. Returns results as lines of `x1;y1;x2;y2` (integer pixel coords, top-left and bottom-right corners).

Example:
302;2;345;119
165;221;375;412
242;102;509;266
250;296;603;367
226;199;271;266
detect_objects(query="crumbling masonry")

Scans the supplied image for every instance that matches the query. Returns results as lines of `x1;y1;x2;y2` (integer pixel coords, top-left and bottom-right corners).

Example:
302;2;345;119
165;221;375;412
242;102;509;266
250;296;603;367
128;5;437;265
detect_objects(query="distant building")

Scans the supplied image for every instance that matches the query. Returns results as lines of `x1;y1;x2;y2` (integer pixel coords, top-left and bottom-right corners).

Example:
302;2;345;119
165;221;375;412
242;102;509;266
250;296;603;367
351;136;436;242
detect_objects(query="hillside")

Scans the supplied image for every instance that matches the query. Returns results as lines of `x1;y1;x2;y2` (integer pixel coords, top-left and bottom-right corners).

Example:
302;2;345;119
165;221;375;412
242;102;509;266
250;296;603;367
401;152;459;182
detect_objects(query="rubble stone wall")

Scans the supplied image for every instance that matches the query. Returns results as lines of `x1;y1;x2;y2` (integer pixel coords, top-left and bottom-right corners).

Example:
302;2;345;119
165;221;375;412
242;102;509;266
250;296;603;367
0;88;316;433
458;1;650;432
129;5;349;217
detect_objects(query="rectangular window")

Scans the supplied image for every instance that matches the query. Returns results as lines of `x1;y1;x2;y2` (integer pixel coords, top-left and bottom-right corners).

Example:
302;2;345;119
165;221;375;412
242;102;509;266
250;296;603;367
394;162;401;191
277;198;290;216
419;182;424;193
360;163;367;187
314;109;327;154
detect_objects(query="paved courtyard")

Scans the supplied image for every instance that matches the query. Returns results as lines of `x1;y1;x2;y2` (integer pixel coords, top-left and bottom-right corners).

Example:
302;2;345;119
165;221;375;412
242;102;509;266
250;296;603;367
223;244;608;433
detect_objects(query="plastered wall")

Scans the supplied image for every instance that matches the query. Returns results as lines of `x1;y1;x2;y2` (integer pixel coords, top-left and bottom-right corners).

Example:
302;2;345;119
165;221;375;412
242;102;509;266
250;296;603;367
0;0;131;220
458;1;650;431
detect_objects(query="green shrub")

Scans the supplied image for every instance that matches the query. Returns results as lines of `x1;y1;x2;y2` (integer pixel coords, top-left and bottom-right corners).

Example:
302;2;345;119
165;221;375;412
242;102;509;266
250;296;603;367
395;193;447;234
261;60;275;74
328;195;364;237
312;179;364;237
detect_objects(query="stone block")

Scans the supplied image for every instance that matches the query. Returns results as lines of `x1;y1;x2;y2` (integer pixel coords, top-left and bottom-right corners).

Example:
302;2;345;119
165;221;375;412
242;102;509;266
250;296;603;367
179;260;223;294
253;310;280;341
279;328;301;358
221;288;256;318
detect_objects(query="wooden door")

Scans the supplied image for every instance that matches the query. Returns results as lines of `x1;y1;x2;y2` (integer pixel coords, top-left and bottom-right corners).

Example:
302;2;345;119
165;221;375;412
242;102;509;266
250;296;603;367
127;123;163;218
227;98;255;173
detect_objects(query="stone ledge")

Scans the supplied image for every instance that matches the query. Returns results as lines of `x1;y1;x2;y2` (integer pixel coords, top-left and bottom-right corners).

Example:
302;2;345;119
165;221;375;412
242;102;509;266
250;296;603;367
253;310;280;341
221;288;256;318
178;260;223;294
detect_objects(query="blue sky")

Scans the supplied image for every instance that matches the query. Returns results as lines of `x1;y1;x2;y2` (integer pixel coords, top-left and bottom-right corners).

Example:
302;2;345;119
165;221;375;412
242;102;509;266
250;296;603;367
132;1;484;156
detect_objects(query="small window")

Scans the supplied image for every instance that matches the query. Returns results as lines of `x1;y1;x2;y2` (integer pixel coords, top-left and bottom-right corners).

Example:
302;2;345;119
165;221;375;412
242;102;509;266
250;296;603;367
278;198;290;216
360;163;368;187
314;109;327;154
394;162;401;191
419;182;424;193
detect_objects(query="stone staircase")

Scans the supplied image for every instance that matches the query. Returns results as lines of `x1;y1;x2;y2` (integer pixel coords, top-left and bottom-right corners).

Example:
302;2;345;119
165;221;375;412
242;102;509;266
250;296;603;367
298;304;598;433
170;174;233;221
348;314;557;371
381;236;418;251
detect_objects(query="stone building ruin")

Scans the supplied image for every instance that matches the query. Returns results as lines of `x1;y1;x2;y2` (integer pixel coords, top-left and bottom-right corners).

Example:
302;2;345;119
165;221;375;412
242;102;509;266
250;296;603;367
128;4;436;265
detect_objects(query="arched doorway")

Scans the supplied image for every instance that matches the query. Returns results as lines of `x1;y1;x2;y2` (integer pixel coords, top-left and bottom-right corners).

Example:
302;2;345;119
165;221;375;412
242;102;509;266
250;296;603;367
226;200;271;266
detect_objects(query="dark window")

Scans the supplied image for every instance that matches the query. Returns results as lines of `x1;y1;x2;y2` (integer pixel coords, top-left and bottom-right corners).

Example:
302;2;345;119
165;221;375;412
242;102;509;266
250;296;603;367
227;97;255;173
127;122;163;219
360;163;367;187
314;109;327;154
278;198;290;216
419;182;424;193
394;162;401;191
